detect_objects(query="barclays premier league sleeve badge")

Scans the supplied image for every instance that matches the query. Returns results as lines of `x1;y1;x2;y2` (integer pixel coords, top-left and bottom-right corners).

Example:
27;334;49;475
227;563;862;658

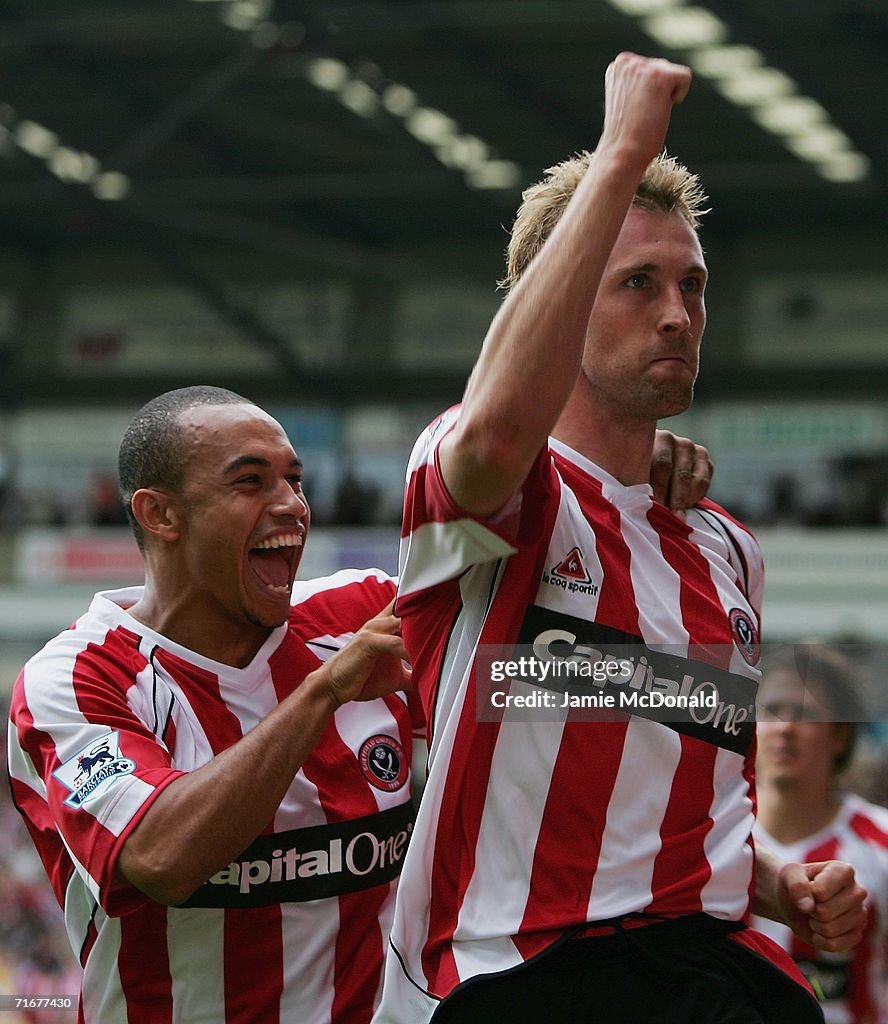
52;731;136;809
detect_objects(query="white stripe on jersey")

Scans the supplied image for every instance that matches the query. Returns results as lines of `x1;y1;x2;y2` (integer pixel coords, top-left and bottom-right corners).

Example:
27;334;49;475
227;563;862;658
454;700;569;944
280;903;337;1024
587;720;682;918
336;699;406;815
80;912;126;1024
452;935;524;985
168;908;225;1021
535;481;604;619
699;747;755;917
425;561;504;767
622;501;690;646
306;634;355;662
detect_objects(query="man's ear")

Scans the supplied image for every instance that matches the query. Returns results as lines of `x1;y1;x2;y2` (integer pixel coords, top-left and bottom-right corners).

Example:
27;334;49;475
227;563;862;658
131;488;181;544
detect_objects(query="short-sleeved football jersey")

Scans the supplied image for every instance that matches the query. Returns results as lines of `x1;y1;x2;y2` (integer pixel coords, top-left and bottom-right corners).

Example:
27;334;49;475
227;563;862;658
9;570;416;1024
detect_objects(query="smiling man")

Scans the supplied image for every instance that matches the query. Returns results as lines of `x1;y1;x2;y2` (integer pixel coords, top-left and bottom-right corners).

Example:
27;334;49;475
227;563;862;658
8;386;416;1024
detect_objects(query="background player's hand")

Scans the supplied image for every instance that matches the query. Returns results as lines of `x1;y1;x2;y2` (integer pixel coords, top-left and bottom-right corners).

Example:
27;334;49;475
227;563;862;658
650;430;713;519
600;52;693;169
325;600;412;707
778;860;867;952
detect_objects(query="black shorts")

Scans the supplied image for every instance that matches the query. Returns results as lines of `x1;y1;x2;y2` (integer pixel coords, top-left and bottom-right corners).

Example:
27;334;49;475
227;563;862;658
429;914;824;1024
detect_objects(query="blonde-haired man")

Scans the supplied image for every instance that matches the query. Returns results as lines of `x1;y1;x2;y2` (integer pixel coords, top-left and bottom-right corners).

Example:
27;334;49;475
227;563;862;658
377;54;865;1024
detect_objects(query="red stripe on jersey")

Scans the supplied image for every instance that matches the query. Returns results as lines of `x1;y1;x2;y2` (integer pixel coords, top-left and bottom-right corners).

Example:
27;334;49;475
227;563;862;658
382;693;415;751
850;811;888;848
848;904;877;1023
118;901;173;1023
654;505;736;658
8;772;73;908
557;466;639;634
422;699;501;996
300;575;398;627
401;420;460;539
645;508;732;913
647;733;715;914
420;466;561;991
790;836;840;960
518;715;629;936
267;634;321;705
395;579;462;748
301;720;385;1023
153;649;244;756
302;720;378;825
224;905;283;1024
332;888;388;1023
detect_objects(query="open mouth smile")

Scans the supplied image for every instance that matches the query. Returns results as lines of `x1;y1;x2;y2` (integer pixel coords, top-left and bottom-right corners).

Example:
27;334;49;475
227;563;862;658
248;531;304;595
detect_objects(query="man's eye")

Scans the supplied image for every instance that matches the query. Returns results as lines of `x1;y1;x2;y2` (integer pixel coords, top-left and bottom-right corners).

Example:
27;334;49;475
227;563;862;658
681;277;702;293
627;274;647;288
286;476;303;491
235;475;261;485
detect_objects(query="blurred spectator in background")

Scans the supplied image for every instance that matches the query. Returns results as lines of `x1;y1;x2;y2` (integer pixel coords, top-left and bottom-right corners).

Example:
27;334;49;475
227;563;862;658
0;733;78;1024
86;472;128;527
333;465;382;525
753;644;888;1024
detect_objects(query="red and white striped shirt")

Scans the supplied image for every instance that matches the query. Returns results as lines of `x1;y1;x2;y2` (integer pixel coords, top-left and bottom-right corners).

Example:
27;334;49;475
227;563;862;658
753;794;888;1024
8;569;416;1024
377;409;764;1022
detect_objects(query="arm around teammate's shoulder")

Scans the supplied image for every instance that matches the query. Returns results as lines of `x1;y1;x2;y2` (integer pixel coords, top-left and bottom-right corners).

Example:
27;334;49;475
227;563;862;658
118;604;410;906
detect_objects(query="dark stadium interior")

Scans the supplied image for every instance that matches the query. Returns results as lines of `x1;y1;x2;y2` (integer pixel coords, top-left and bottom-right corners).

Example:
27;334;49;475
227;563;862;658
0;0;886;407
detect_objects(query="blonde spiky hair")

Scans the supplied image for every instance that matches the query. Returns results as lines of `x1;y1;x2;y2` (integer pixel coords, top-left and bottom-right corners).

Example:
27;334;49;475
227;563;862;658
500;151;709;290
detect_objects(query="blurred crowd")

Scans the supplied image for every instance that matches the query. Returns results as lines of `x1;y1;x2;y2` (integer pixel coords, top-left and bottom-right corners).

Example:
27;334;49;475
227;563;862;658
0;450;885;532
0;735;78;1024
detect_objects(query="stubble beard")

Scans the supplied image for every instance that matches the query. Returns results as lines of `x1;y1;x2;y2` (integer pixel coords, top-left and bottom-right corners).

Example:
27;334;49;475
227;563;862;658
602;374;696;424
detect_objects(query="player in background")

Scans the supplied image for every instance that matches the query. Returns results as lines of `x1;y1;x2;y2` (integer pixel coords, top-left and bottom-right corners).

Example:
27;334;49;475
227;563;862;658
753;644;888;1024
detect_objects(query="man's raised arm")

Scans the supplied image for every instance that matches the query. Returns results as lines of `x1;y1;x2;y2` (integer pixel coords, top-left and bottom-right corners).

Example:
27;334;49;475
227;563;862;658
439;54;692;516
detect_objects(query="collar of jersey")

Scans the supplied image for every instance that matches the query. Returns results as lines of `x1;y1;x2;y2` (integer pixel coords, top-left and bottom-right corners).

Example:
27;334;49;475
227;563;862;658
549;437;654;511
754;792;859;861
90;586;289;686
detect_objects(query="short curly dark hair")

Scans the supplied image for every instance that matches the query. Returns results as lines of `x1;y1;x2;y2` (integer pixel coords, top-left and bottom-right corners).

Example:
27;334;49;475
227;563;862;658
119;385;253;551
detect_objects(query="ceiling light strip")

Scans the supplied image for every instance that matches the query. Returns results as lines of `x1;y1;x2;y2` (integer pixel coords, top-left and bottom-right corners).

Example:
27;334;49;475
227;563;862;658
191;0;520;191
0;111;131;200
606;0;870;183
302;55;520;191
